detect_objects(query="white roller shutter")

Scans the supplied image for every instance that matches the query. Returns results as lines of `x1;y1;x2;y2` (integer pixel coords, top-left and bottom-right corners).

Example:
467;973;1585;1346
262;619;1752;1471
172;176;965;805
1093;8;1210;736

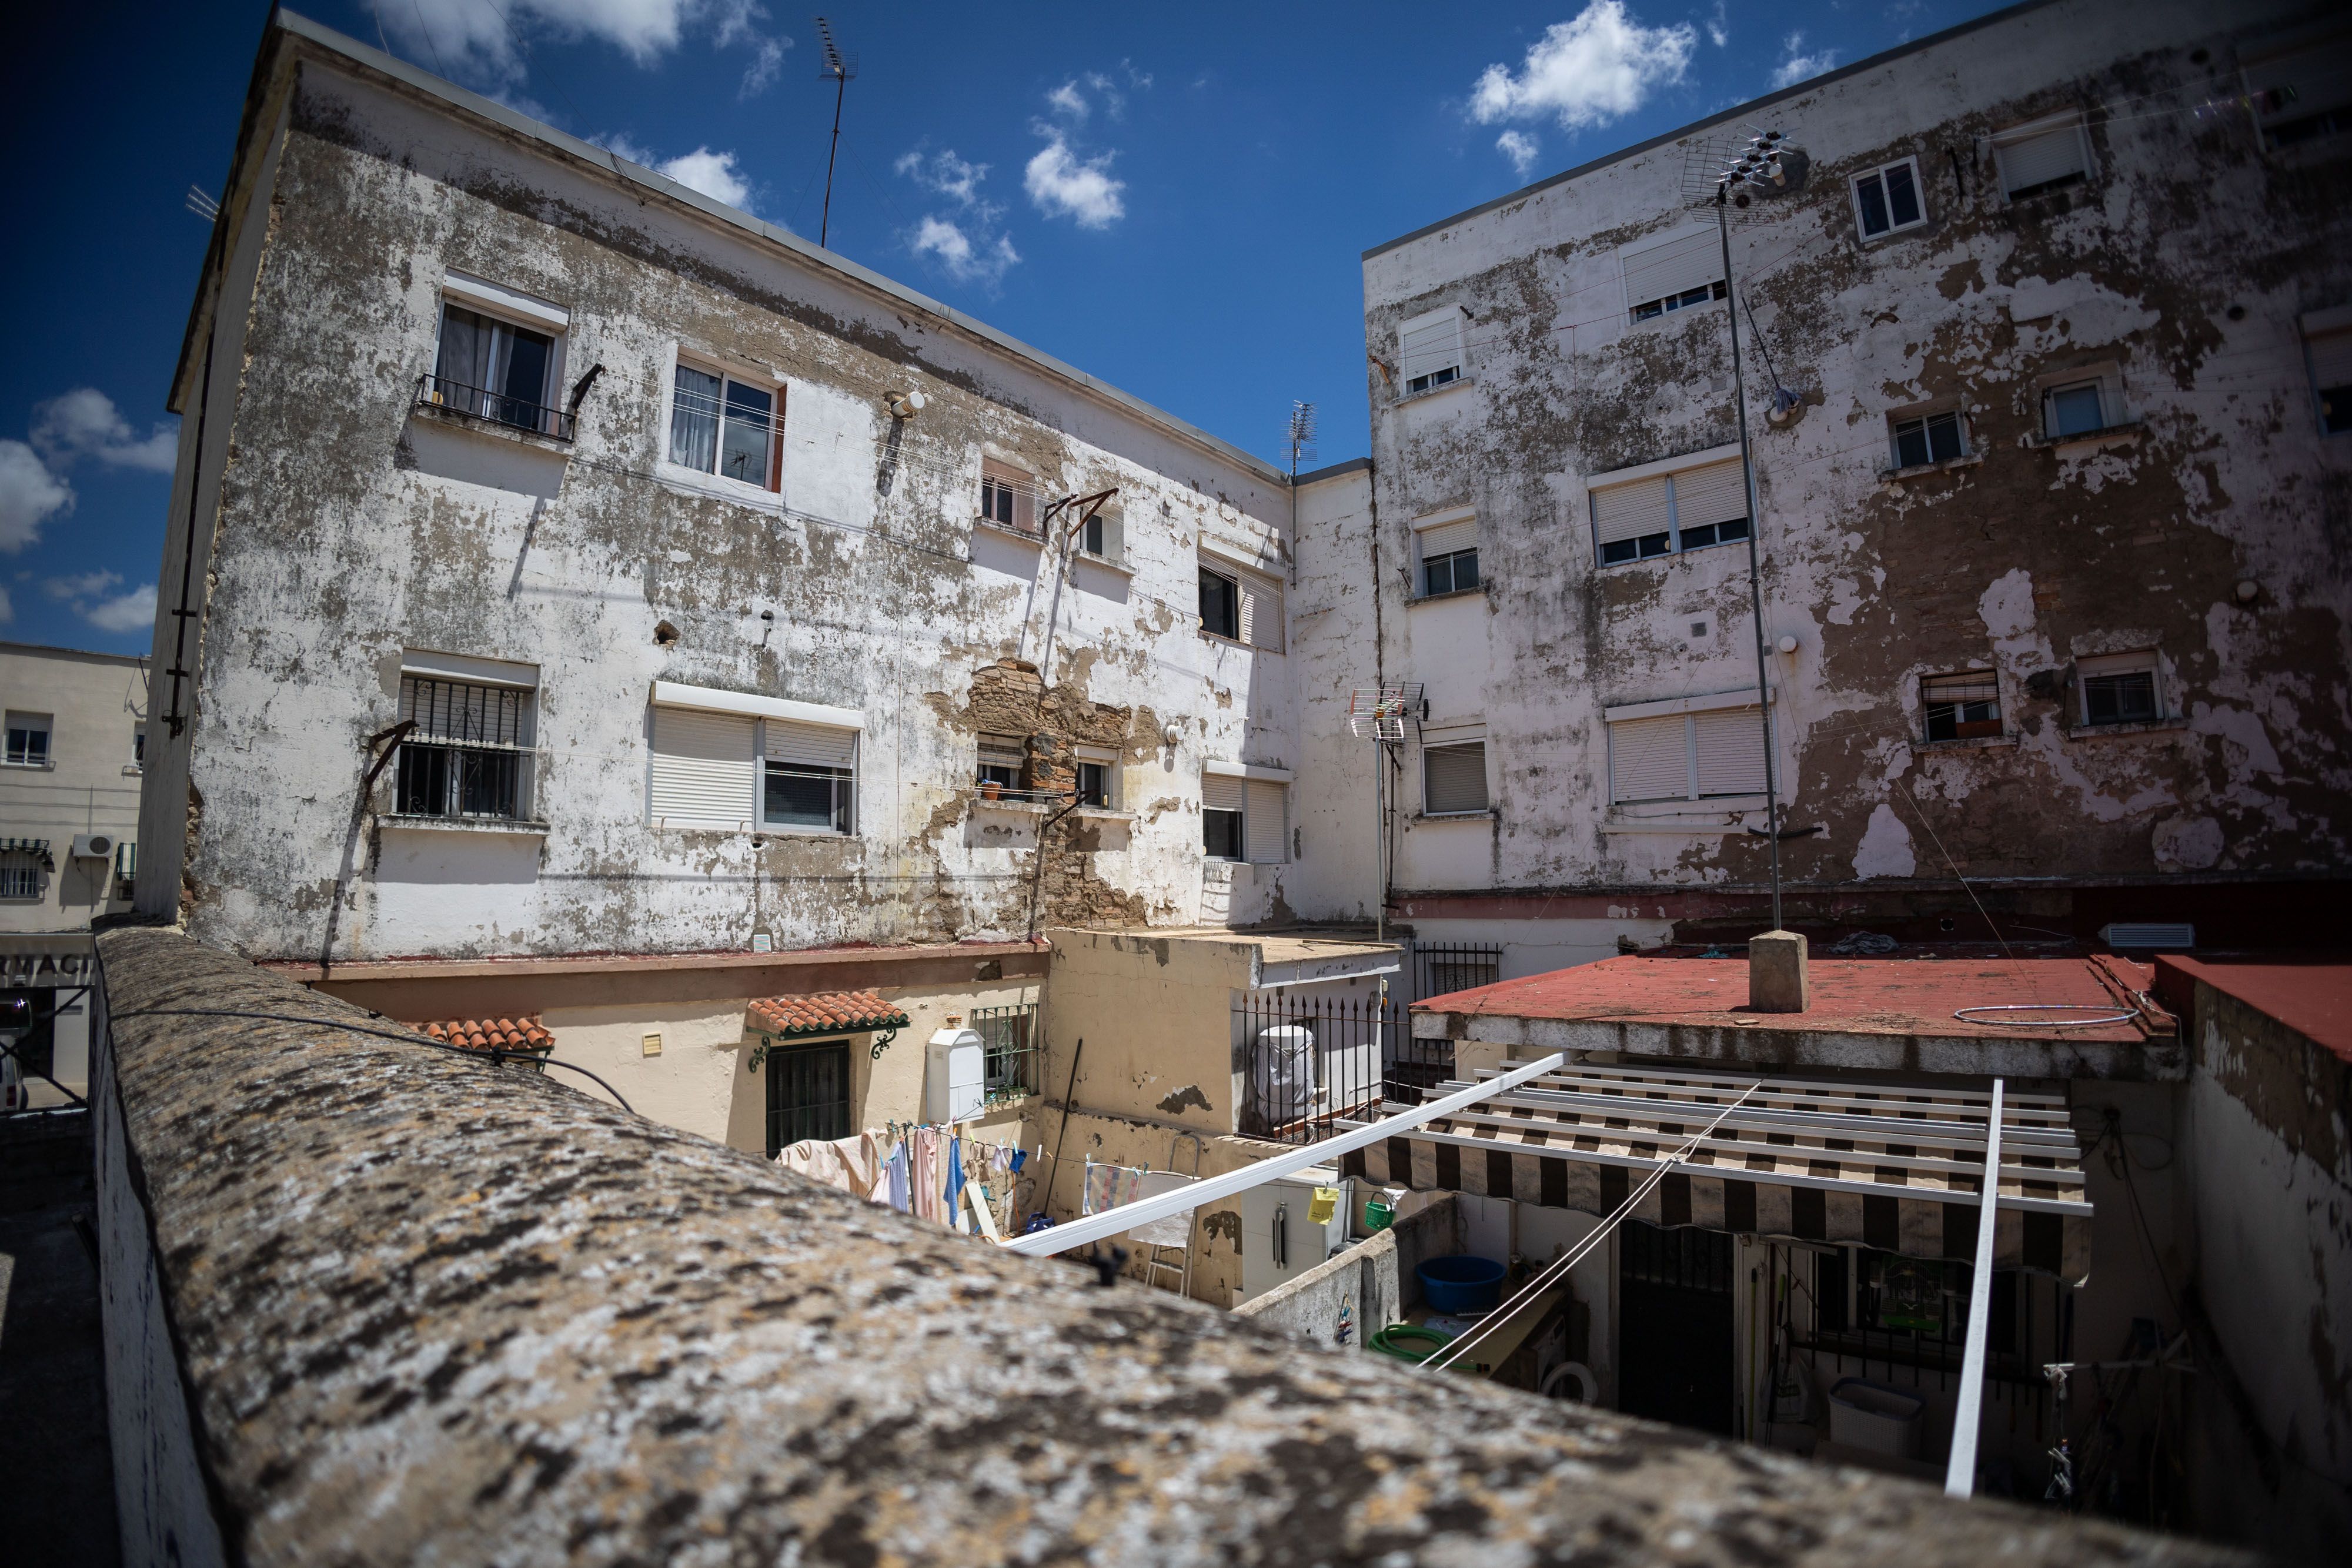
1245;780;1287;864
763;718;857;768
1672;459;1748;531
1236;567;1284;651
1399;309;1465;384
650;708;756;829
2308;326;2352;390
1593;476;1672;547
1994;121;2088;195
1620;228;1721;310
1202;773;1247;814
1609;715;1690;803
1424;743;1489;814
1692;707;1768;796
1416;516;1478;557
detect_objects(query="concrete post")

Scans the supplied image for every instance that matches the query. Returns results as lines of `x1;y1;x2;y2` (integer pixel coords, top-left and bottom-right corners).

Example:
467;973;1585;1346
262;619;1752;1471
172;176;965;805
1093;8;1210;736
1749;930;1809;1013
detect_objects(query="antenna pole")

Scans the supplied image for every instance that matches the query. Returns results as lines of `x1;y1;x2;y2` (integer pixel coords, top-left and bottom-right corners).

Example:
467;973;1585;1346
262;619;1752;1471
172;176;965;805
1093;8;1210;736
815;16;855;249
1719;190;1785;931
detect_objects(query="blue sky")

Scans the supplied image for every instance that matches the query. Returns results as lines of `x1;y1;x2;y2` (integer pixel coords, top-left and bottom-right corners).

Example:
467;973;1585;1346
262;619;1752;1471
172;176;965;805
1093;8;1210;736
0;0;2013;656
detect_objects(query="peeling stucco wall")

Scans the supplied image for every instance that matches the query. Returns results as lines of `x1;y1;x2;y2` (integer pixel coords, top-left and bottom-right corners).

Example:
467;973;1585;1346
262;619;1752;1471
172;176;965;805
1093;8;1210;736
146;40;1302;963
1340;0;2350;937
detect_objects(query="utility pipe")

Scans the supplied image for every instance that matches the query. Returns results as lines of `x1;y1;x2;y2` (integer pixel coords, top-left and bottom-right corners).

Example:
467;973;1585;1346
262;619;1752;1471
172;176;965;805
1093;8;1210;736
1946;1078;2006;1497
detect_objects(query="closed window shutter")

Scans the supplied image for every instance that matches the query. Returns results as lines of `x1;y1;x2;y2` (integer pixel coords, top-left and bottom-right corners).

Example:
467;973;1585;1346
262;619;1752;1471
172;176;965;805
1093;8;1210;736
1095;511;1124;564
1692;708;1768;796
651;708;756;828
1593;476;1672;547
1245;780;1287;863
1620;229;1722;309
1202;773;1248;814
1671;459;1748;531
1417;517;1477;557
1424;743;1488;814
2308;326;2352;389
763;719;857;769
1921;673;1999;708
1235;567;1284;651
1609;715;1689;803
1399;312;1465;383
1996;123;2087;194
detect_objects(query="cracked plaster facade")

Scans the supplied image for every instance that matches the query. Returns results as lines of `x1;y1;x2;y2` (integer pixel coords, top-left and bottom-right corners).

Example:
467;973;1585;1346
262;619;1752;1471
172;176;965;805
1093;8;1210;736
1331;0;2351;964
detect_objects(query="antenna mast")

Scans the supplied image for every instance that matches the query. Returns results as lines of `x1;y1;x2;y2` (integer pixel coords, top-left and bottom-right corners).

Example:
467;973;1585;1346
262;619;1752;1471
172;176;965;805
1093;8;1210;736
814;16;858;249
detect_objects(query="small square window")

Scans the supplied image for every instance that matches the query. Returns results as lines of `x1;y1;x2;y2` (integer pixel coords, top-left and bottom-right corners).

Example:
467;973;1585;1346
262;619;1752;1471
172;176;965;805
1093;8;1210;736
1852;159;1927;239
979;460;1037;532
670;363;782;490
2045;380;2108;439
1077;761;1111;808
1921;672;2001;742
5;714;52;768
1422;547;1479;597
2077;652;2162;727
432;303;561;436
1199;567;1240;640
1891;410;1967;469
1203;807;1244;860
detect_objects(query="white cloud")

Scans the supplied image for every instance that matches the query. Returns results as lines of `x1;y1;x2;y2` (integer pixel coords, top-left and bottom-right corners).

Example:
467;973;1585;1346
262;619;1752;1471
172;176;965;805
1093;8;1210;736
654;146;753;208
0;442;70;553
1046;81;1090;120
82;584;158;635
1025;133;1125;228
1769;34;1839;88
44;570;121;601
1706;1;1728;47
31;388;178;473
379;0;787;91
896;146;994;213
1469;1;1696;131
1496;129;1542;176
909;217;1020;287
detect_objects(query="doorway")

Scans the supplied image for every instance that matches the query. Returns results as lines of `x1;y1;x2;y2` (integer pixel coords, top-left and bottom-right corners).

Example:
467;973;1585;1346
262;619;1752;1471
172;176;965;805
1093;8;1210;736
763;1039;851;1156
1617;1220;1736;1435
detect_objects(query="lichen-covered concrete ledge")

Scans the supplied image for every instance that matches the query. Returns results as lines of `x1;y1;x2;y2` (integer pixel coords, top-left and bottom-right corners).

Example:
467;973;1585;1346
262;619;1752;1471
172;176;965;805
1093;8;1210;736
98;928;2233;1567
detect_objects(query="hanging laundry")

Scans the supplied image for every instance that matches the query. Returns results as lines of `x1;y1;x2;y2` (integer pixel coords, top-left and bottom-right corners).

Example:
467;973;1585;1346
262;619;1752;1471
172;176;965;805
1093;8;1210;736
884;1141;910;1213
946;1137;968;1233
1083;1161;1145;1216
774;1131;886;1201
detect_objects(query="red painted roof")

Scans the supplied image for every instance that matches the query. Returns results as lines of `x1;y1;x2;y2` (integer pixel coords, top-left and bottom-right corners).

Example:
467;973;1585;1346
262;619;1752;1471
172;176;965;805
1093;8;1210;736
415;1017;553;1052
748;990;910;1038
1414;953;2164;1043
2153;955;2352;1063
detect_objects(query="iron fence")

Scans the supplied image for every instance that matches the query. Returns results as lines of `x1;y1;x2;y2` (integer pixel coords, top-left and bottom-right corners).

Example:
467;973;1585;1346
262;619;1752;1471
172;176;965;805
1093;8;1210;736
1383;941;1505;1104
1235;989;1399;1145
972;1002;1043;1106
415;373;576;441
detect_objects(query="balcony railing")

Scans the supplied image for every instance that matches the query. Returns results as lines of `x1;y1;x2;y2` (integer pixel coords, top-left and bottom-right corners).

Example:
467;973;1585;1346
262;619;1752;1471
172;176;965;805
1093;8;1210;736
415;373;575;442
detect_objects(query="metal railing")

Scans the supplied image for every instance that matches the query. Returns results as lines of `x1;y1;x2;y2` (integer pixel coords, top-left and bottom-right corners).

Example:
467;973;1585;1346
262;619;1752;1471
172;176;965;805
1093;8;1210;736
1;985;89;1119
1384;941;1504;1104
1235;989;1398;1145
415;373;576;441
971;1003;1042;1105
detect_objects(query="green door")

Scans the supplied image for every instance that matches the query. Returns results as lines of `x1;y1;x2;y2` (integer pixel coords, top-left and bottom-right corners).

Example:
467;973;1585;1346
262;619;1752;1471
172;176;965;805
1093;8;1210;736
764;1039;852;1156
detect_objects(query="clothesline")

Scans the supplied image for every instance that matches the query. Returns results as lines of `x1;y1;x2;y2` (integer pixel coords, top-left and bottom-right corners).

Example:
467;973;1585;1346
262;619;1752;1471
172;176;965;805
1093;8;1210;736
776;1121;1031;1234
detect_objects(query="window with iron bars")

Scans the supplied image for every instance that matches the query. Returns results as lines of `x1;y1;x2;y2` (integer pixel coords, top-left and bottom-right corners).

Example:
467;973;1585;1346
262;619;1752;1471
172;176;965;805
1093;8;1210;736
971;1003;1041;1104
1416;941;1501;1001
395;677;535;821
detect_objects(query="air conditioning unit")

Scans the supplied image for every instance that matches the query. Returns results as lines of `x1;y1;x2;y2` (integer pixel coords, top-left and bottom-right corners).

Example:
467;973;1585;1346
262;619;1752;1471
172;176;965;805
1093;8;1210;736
70;834;116;860
2099;921;2194;951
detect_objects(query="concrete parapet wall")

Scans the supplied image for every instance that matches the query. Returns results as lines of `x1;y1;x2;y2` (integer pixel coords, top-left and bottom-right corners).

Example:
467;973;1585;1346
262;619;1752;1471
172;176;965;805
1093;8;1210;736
94;927;2232;1566
1235;1193;1462;1349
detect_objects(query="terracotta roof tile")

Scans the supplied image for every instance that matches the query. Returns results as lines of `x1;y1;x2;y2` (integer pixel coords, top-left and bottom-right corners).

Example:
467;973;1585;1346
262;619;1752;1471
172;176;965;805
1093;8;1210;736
747;989;910;1038
414;1016;555;1054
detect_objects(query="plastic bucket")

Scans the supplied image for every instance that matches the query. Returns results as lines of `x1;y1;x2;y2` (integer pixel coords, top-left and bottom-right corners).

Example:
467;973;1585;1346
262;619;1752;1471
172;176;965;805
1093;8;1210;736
1415;1254;1507;1313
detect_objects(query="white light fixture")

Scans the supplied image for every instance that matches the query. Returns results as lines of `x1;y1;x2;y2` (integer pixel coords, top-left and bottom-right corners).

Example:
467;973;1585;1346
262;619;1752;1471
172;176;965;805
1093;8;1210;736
887;389;926;419
1161;722;1182;747
1776;634;1799;654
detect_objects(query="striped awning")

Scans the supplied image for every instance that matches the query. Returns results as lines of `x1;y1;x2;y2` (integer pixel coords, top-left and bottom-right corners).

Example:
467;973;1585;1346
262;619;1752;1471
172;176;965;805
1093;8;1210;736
1338;1059;2092;1283
0;837;52;870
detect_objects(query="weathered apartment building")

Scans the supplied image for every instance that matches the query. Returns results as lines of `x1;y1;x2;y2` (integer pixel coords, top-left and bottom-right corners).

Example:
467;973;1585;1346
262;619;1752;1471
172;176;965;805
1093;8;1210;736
1300;0;2352;980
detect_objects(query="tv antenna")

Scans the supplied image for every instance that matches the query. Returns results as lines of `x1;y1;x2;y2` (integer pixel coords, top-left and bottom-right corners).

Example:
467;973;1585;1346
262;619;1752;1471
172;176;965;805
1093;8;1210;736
1346;685;1422;941
1285;401;1317;480
814;16;858;249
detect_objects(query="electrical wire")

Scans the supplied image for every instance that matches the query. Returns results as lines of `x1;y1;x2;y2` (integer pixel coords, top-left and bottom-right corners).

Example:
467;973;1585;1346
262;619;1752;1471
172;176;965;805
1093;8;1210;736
112;1007;637;1114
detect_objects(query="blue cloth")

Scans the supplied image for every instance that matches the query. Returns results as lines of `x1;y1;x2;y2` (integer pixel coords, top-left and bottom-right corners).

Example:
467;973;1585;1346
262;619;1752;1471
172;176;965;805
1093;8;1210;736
1010;1148;1026;1174
884;1144;910;1213
945;1136;967;1223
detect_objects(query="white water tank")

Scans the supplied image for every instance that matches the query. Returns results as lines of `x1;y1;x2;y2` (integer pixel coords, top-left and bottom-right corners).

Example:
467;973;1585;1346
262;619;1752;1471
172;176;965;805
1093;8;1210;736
924;1028;985;1124
1245;1023;1317;1136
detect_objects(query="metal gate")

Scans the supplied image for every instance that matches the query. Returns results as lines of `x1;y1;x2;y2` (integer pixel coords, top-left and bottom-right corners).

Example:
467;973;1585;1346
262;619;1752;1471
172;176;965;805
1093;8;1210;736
1387;941;1502;1104
1234;989;1398;1145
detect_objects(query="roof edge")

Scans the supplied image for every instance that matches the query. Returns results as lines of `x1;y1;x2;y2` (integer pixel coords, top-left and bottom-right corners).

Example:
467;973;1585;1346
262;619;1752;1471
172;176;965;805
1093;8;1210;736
1362;0;2066;263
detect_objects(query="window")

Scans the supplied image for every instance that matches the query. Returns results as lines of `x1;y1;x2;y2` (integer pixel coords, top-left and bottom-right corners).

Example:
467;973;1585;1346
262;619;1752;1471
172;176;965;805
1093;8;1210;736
0;852;39;900
2043;378;2112;439
1851;158;1927;239
1198;556;1284;650
1202;770;1287;863
430;304;562;436
2244;31;2352;151
978;459;1037;533
1415;514;1479;597
649;683;862;834
1591;456;1748;566
1607;700;1769;803
1890;410;1966;469
1423;741;1489;815
973;1003;1041;1101
1077;506;1124;565
2077;651;2161;727
1993;115;2091;200
764;1039;851;1156
1074;746;1117;808
132;727;146;768
977;734;1026;797
1398;306;1466;394
1921;671;2001;742
395;676;533;820
763;721;857;834
5;713;51;768
1621;228;1725;322
2303;315;2352;434
670;363;781;490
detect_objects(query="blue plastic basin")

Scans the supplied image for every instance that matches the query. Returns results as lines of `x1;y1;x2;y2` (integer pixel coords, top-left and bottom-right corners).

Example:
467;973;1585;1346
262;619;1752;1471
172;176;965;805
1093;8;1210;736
1415;1254;1506;1313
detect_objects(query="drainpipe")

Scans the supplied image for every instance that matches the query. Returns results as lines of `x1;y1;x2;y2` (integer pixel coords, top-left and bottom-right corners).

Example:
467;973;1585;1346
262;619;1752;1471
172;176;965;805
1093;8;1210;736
162;333;216;739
